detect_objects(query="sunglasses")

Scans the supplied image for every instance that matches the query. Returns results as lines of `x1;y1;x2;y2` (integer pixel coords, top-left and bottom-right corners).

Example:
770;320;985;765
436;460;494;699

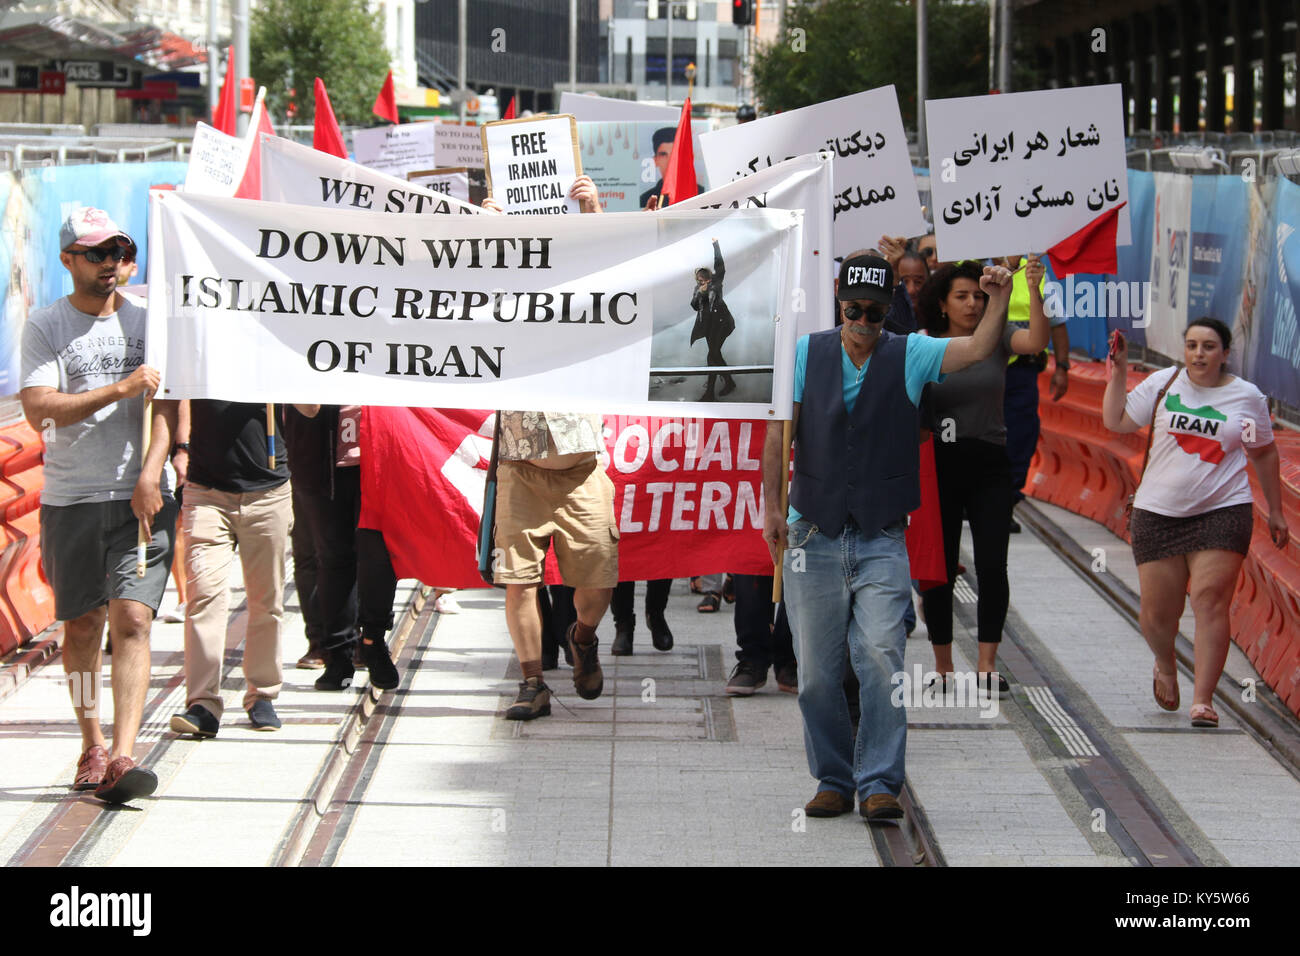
68;245;134;264
843;303;886;323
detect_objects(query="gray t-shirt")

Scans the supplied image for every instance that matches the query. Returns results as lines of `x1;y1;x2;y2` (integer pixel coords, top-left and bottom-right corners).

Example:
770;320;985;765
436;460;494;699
926;325;1016;445
21;295;171;506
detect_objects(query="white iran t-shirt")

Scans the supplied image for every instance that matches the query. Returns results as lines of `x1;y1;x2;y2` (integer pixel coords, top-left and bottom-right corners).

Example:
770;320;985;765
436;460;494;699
1126;366;1272;518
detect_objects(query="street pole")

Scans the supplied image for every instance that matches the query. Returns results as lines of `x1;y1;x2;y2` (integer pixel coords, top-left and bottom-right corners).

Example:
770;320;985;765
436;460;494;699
234;0;249;133
917;0;928;161
987;0;996;91
569;0;577;92
998;0;1012;93
208;0;219;117
666;5;672;105
458;0;467;123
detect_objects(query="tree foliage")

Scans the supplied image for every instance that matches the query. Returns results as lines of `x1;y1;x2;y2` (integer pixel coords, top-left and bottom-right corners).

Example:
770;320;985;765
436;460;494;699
753;0;990;128
251;0;391;125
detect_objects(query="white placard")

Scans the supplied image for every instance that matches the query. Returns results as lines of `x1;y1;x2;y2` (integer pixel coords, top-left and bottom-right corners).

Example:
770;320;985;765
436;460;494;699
676;152;835;342
482;114;582;215
699;85;926;257
925;83;1131;261
1145;171;1193;358
408;168;471;204
559;91;681;124
352;122;439;177
260;135;485;216
434;124;485;169
184;122;249;196
146;194;803;420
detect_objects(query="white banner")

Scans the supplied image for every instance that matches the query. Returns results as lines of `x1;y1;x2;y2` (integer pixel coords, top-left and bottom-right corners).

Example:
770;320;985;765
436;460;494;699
560;91;680;124
676;152;835;342
434;124;485;169
482;114;583;215
699;85;926;257
146;194;803;419
925;83;1131;261
259;134;484;216
1145;171;1193;358
408;167;471;204
352;121;439;177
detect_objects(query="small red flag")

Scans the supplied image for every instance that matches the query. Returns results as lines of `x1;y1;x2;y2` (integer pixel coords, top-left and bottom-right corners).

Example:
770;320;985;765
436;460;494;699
312;77;348;158
372;70;399;124
658;97;696;208
234;92;276;200
503;96;516;120
1046;202;1128;277
211;45;237;135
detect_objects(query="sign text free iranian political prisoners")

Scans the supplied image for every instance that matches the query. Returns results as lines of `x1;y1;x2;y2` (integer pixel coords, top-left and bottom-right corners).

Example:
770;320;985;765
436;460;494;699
147;191;803;418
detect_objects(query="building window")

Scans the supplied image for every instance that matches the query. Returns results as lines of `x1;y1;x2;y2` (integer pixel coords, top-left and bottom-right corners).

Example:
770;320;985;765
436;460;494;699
626;37;633;85
718;38;738;87
645;37;692;84
647;1;695;19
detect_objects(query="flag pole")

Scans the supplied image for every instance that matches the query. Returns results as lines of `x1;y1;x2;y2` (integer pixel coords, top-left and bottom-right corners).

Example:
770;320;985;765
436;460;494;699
136;399;152;578
771;419;792;602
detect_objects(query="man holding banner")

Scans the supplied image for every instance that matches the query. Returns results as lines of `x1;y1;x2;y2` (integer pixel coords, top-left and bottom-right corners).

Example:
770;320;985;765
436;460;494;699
764;253;1013;821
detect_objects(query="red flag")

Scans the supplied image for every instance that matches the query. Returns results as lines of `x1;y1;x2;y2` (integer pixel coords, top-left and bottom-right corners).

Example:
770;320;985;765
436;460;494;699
1046;202;1128;277
234;90;275;200
503;96;516;120
658;97;696;207
372;69;399;124
211;45;237;135
906;438;947;590
312;77;348;158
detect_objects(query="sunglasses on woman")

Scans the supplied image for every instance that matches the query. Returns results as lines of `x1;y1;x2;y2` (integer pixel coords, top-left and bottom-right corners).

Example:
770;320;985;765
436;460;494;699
68;245;134;265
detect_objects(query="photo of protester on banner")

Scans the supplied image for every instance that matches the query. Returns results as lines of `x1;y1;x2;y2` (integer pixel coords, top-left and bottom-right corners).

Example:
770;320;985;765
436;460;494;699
644;214;788;405
578;120;710;212
481;114;583;215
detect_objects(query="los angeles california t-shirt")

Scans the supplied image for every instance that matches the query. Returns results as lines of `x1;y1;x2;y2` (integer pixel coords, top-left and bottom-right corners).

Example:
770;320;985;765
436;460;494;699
1125;366;1273;518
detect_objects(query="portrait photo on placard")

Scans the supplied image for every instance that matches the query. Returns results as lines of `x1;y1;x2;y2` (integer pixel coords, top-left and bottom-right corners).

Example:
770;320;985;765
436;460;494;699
644;214;781;405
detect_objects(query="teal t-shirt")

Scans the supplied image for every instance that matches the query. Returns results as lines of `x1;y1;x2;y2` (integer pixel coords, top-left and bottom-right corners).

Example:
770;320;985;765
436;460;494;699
788;332;948;522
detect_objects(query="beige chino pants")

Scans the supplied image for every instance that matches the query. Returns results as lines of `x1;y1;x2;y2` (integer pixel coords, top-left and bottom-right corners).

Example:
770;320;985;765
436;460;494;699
182;480;291;718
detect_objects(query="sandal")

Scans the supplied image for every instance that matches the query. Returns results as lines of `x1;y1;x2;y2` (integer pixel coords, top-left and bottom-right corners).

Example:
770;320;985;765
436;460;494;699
1189;703;1219;728
689;577;704;595
1152;663;1179;712
697;592;721;613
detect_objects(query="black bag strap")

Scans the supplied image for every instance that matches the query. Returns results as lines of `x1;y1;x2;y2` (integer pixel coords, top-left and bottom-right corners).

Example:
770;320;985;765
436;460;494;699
1136;368;1178;491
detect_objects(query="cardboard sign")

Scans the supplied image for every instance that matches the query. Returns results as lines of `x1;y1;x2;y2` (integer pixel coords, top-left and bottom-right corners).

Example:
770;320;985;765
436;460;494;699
407;167;472;204
481;114;583;215
925;84;1131;261
352;122;439;177
699;85;926;257
434;123;485;169
184;122;249;196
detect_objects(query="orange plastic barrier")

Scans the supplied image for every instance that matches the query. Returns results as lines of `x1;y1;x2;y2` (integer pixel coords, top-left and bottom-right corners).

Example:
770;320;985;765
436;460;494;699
0;421;55;656
1027;364;1300;718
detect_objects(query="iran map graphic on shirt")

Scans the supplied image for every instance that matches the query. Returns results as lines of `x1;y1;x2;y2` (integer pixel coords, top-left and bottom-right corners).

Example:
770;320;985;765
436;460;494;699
1164;392;1227;464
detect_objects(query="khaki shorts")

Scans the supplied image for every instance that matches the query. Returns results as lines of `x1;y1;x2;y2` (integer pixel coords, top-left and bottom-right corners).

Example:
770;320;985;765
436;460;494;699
493;457;619;588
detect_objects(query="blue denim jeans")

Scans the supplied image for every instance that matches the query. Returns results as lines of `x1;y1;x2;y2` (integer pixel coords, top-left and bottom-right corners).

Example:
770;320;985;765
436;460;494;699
783;517;911;799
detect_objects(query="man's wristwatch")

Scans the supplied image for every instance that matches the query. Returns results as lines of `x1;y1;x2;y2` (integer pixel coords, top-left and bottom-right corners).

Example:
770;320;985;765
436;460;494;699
171;442;190;457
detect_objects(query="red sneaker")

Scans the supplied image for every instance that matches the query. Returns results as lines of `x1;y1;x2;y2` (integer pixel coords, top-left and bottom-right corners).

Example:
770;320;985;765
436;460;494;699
94;756;158;804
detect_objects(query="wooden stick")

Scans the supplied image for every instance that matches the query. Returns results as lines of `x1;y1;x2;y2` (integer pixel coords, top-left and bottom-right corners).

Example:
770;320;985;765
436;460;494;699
136;398;151;578
771;419;793;603
266;402;276;468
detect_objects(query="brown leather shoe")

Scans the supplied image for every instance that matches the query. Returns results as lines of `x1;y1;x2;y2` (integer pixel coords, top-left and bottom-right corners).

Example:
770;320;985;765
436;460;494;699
804;790;853;817
94;756;158;804
73;745;107;791
861;793;904;821
567;624;604;700
297;649;326;670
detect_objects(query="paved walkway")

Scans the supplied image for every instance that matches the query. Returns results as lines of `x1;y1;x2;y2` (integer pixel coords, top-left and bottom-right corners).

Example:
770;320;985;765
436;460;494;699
1;501;1297;867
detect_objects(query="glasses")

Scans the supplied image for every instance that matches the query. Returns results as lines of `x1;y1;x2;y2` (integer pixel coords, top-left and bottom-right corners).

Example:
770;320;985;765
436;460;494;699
843;303;886;323
68;245;134;265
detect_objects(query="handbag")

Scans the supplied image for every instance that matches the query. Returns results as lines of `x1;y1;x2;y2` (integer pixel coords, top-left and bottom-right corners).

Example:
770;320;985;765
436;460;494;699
1124;369;1178;529
477;412;503;587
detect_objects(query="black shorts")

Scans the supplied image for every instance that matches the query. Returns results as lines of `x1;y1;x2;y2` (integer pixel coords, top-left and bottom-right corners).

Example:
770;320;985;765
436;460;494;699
40;498;178;620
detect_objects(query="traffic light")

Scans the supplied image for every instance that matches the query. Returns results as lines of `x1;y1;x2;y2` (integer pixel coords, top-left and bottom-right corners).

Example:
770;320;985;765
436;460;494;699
732;0;753;27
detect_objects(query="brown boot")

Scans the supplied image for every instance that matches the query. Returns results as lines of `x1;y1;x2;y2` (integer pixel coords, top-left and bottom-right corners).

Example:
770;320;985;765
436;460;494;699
567;623;604;700
804;790;853;817
505;677;551;720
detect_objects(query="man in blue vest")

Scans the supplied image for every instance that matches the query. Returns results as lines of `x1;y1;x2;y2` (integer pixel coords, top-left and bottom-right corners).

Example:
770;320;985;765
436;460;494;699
762;253;1013;821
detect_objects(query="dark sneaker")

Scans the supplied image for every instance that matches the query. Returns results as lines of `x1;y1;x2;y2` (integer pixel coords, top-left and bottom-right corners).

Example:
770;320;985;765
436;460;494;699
247;699;282;731
775;662;798;694
170;704;219;738
315;649;356;691
567;624;604;700
725;661;767;697
611;623;633;656
505;677;552;720
363;638;400;690
805;790;853;817
73;745;108;791
647;612;674;652
978;671;1011;699
862;793;904;821
94;757;157;804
